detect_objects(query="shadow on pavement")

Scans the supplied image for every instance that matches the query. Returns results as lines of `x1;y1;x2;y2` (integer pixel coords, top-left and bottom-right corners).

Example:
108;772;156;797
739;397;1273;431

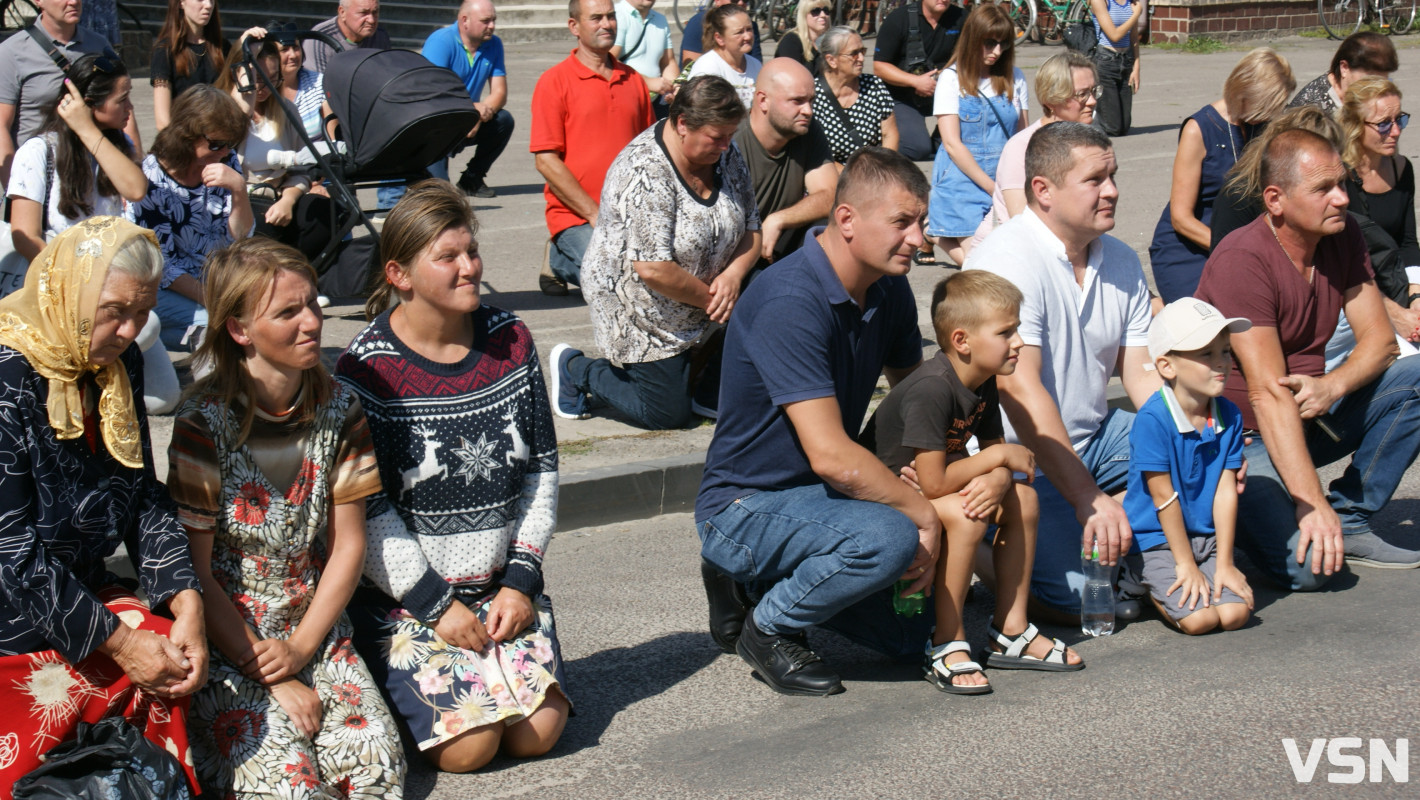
1122;123;1183;136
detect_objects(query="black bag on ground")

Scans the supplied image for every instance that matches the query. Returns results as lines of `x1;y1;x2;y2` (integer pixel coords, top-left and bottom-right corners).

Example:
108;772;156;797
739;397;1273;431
319;234;381;300
12;717;191;800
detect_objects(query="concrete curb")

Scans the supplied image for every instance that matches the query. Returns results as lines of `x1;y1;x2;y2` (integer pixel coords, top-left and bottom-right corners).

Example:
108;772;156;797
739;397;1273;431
557;452;705;532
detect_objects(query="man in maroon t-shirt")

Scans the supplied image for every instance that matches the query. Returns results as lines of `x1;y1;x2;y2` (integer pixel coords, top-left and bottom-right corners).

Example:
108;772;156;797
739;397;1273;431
1195;129;1420;590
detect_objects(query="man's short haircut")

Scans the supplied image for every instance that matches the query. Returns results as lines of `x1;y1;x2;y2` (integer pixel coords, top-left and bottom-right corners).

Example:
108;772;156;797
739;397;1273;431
1330;31;1399;78
833;146;929;210
568;0;583;19
1036;51;1096;115
668;75;747;130
1260;128;1337;193
1024;121;1111;197
930;271;1023;348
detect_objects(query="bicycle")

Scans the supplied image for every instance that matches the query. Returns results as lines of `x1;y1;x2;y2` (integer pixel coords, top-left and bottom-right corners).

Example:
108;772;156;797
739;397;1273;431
1012;0;1093;45
1318;0;1417;37
0;0;38;32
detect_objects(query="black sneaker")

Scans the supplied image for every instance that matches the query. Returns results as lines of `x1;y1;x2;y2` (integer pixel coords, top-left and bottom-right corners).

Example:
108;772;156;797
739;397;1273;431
457;174;496;198
701;559;751;653
735;621;844;696
549;343;589;420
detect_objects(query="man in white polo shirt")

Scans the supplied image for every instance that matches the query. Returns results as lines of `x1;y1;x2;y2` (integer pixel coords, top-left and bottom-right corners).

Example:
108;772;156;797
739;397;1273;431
966;121;1158;621
612;0;677;116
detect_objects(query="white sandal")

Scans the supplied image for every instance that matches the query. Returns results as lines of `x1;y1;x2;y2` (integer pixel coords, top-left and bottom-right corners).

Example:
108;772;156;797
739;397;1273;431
924;640;992;695
984;623;1084;672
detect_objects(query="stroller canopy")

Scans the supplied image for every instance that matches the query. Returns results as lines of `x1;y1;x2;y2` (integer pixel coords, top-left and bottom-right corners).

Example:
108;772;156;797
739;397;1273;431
325;49;481;180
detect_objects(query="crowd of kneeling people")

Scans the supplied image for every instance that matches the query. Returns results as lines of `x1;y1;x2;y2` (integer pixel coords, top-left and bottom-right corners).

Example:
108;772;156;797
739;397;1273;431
0;4;1417;798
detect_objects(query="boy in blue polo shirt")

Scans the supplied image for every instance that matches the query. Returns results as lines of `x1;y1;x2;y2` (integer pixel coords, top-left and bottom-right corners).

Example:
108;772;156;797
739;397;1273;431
1122;299;1255;635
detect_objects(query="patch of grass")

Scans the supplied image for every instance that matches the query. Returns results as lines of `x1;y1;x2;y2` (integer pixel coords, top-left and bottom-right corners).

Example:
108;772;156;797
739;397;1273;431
1152;35;1228;54
558;438;597;457
1297;27;1333;39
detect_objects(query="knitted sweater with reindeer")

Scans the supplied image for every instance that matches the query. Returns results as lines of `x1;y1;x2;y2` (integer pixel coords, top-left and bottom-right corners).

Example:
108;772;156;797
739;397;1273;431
335;306;559;623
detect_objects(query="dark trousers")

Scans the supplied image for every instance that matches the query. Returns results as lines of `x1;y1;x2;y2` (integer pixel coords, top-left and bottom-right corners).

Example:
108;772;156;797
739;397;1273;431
893;101;937;161
567;349;694;430
450;108;516;184
1092;48;1135;137
251;192;334;263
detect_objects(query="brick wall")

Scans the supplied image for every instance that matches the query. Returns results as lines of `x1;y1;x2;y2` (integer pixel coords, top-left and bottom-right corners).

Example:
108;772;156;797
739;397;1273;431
1150;0;1321;43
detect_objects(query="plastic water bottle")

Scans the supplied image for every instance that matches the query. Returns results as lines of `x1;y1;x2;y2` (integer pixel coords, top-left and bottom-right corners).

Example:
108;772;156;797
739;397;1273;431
892;579;925;617
1081;542;1114;637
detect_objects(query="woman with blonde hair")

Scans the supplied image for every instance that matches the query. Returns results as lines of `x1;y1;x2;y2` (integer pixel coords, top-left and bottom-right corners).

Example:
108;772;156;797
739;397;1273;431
337;181;569;773
1148;47;1294;302
169;237;405;797
775;0;832;75
927;3;1028;266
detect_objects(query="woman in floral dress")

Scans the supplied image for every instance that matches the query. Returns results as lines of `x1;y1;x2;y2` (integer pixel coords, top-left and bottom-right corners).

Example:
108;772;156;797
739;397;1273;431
336;180;568;773
167;238;404;798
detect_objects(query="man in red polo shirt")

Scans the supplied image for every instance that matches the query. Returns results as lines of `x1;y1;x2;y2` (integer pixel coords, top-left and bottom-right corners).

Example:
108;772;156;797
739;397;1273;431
532;0;655;295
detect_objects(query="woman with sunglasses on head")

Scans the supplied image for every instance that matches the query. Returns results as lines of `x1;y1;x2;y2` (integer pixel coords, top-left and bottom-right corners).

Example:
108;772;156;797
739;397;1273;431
968;51;1098;249
775;0;831;76
927;3;1027;267
152;0;231;132
125;84;252;356
222;36;333;264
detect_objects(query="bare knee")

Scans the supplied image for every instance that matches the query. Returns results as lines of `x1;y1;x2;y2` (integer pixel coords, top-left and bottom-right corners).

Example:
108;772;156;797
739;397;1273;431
931;496;988;546
1176;607;1220;635
426;726;502;773
502;688;570;759
1216;602;1250;631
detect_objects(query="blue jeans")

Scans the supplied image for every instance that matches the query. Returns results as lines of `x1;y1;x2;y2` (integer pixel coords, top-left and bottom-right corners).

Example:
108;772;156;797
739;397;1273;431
550;223;592;286
429;109;515;187
1236;355;1420;590
697;484;930;659
1030;408;1135;614
376;183;405;211
567;349;693;430
155;287;208;351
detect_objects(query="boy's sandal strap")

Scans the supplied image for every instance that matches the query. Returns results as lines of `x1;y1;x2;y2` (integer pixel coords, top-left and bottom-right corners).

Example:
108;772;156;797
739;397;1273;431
990;622;1039;658
925;639;974;660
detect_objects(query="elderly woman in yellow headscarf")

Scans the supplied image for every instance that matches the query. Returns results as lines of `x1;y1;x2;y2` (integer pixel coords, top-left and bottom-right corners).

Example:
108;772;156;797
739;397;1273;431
0;217;206;795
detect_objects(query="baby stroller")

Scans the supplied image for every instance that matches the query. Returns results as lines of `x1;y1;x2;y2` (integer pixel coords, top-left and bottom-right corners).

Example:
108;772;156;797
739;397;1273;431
238;32;481;297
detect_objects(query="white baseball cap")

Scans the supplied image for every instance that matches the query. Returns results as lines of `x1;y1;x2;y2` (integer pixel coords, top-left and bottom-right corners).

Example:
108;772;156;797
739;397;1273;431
1148;299;1252;360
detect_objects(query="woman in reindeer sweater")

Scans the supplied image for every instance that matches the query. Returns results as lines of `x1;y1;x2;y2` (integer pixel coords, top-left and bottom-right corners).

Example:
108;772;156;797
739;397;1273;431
335;180;568;774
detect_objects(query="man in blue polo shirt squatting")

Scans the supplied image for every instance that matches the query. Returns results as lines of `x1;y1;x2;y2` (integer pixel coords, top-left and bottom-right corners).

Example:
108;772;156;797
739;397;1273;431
696;147;941;697
422;0;513;198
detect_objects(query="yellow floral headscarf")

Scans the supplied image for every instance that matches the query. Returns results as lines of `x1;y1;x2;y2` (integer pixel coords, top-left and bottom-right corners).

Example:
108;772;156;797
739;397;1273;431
0;217;161;468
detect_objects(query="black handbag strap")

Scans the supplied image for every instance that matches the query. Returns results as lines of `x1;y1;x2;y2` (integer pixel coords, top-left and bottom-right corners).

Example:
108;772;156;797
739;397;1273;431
622;13;650;61
951;67;1017;137
24;23;73;74
902;3;929;72
816;76;866;150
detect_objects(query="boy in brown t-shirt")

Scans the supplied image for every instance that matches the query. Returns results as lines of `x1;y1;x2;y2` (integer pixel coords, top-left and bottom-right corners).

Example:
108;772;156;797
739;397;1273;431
872;271;1083;696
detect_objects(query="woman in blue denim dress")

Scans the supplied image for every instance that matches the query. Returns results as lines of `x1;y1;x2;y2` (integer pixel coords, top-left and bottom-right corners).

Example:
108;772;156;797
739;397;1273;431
928;4;1028;267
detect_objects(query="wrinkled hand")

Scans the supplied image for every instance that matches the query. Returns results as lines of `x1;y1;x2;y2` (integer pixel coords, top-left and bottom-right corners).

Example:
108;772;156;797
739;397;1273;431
1212;563;1254;610
1277;374;1339;420
913;69;939;98
240;26;269;44
706;270;742;324
473;101;496;123
106;626;189;697
1166;563;1211;612
56;79;99;138
1079;493;1132;565
989;443;1036;479
271;678;322;739
485;587;535;642
165;610;209;697
1296;502;1344;577
240;638;310;684
433;599;490;652
264;197;295;226
958;468;1012;521
202;163;246;193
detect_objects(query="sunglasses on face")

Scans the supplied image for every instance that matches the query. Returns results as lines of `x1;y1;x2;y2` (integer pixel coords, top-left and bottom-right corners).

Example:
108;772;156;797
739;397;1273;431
983;38;1012;52
1073;85;1103;102
203;136;234;153
835;47;867;58
808;7;830;15
1366;112;1410;136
